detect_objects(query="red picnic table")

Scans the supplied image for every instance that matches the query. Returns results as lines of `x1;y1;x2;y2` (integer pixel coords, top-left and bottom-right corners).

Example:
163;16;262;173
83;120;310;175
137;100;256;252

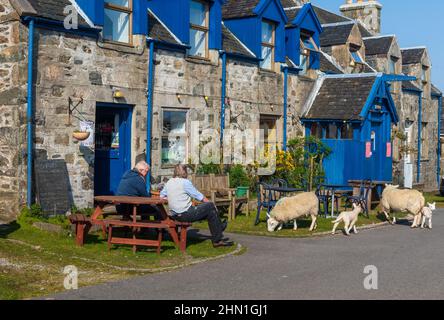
69;196;192;254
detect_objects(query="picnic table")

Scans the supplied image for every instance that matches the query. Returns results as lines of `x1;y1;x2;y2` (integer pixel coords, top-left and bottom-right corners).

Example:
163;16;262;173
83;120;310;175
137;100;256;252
70;196;191;254
348;180;389;213
322;184;353;218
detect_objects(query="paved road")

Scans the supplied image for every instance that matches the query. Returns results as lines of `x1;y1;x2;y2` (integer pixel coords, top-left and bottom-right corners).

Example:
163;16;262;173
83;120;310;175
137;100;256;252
50;211;444;300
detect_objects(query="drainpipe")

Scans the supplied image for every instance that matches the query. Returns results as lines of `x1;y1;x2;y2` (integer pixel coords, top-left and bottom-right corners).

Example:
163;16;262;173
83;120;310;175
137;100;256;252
282;66;289;151
219;50;227;146
437;95;443;186
146;39;155;193
27;19;35;207
417;92;423;183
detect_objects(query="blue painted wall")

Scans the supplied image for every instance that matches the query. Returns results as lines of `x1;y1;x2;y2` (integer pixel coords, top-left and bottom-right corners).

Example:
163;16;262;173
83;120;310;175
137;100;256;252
223;0;287;63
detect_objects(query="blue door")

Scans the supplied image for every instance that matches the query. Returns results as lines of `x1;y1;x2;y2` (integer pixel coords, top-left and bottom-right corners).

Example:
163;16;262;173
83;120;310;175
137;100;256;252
94;105;132;196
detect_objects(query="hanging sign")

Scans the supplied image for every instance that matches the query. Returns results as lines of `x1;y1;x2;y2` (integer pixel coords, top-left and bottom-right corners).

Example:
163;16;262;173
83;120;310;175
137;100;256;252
366;142;372;158
386;142;392;158
80;120;95;147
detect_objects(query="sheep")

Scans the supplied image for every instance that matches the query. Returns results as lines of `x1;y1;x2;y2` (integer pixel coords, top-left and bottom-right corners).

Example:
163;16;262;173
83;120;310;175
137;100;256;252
331;202;363;236
380;184;425;227
267;192;319;232
421;202;435;229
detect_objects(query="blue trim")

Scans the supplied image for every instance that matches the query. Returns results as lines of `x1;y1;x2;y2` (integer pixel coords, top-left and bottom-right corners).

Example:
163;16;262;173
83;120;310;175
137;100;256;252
22;16;101;38
27;19;35;207
438;95;443;185
417;93;423;183
220;51;227;145
282;67;288;151
146;40;155;194
254;0;288;24
292;3;323;33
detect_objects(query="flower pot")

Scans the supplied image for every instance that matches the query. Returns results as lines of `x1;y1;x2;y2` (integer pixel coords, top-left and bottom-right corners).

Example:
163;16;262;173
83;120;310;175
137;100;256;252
72;131;90;141
235;186;249;197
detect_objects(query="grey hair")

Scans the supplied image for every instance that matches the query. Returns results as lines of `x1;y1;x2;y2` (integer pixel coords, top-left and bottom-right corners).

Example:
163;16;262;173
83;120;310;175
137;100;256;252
135;161;150;173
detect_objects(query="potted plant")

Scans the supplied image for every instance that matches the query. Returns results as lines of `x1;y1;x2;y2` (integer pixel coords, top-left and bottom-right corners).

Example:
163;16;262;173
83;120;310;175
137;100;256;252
229;165;251;197
72;130;90;141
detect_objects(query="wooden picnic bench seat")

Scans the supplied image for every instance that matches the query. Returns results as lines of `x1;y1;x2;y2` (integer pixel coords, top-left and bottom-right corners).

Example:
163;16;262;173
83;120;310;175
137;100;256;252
69;214;92;246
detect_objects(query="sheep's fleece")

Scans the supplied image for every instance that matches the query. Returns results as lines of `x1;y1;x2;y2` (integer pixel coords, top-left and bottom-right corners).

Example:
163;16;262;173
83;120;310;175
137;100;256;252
381;184;425;225
269;192;319;223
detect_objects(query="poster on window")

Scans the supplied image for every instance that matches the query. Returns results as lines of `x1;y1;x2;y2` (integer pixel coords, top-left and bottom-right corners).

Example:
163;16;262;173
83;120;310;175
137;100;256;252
386;142;392;158
365;142;372;158
79;120;94;148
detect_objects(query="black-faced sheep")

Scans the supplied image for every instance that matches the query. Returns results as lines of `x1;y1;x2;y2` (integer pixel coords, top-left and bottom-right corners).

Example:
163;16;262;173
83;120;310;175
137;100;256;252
267;192;319;232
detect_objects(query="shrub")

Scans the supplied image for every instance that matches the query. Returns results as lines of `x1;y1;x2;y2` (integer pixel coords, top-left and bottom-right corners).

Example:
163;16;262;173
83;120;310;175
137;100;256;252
229;165;251;189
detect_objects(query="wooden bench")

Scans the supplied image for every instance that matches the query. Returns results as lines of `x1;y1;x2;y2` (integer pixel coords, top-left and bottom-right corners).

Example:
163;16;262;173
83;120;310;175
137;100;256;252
69;214;92;246
190;173;249;220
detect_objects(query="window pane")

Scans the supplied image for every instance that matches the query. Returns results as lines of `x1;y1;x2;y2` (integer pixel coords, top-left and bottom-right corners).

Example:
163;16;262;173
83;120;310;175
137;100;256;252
310;123;323;139
260;46;272;69
190;1;207;27
162;137;187;165
389;59;396;74
189;28;206;57
326;124;338;139
340;124;354;140
261;21;273;44
302;35;318;52
104;9;130;43
300;54;308;74
351;51;363;63
106;0;129;8
260;117;277;144
163;111;187;135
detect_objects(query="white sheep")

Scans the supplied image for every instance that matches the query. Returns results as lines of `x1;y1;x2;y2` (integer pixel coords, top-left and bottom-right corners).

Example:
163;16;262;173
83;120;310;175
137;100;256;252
381;184;425;227
421;202;435;229
267;192;319;232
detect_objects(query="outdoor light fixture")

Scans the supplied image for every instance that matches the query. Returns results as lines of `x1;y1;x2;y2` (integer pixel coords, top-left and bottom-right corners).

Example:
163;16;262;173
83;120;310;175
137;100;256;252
204;96;209;101
113;89;124;99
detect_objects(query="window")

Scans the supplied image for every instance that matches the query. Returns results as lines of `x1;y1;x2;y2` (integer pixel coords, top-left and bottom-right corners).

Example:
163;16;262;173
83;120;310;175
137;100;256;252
421;66;428;83
104;0;132;44
326;124;338;139
349;45;364;67
162;110;188;165
299;32;319;75
189;0;209;58
310;123;323;139
340;123;354;140
260;116;277;145
260;20;275;70
421;122;429;160
389;56;398;74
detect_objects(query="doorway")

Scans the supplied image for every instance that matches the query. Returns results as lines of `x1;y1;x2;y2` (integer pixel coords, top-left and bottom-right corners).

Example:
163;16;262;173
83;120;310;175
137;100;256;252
94;104;132;196
403;121;414;188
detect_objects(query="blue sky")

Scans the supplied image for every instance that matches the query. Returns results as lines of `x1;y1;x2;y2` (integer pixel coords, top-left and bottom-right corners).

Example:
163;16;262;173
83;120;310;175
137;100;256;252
310;0;444;90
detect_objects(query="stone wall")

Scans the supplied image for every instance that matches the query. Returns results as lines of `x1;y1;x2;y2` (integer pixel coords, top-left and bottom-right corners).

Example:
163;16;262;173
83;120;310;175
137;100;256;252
0;0;27;221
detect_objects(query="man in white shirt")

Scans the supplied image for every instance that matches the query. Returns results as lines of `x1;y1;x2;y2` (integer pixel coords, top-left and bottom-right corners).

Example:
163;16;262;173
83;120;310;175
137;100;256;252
160;164;232;248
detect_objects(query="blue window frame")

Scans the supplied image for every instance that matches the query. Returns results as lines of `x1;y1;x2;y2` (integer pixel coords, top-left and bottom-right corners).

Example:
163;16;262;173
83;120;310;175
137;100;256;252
103;0;132;44
188;0;209;58
299;32;318;75
350;51;363;64
260;20;275;70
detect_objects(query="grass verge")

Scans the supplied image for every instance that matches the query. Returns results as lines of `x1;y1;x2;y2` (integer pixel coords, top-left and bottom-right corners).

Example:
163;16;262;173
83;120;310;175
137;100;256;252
0;219;238;300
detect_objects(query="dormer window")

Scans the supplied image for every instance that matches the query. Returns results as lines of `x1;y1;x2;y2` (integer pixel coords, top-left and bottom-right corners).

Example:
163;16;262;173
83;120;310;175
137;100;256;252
421;66;428;83
349;45;363;67
104;0;132;44
299;32;319;75
189;0;209;58
389;56;398;74
260;20;275;70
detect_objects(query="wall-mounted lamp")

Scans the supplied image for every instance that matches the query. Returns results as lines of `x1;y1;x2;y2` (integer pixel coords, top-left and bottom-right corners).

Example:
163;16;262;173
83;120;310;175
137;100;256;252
176;93;182;103
303;49;309;55
113;89;124;99
204;96;210;107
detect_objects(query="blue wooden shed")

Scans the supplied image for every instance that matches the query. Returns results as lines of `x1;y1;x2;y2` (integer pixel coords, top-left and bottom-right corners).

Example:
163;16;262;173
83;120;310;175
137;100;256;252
301;73;414;186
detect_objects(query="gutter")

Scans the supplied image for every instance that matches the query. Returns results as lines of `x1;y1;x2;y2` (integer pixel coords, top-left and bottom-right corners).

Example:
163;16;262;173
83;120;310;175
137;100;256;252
146;39;155;194
417;92;423;183
26;19;35;207
219;50;227;145
437;94;443;186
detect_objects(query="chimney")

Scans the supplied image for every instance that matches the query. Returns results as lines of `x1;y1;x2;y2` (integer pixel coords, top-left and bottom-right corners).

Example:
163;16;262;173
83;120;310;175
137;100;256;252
340;0;382;35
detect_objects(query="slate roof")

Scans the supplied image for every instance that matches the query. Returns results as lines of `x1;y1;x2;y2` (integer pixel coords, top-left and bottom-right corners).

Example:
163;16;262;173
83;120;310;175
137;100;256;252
401;48;426;65
222;0;260;20
222;25;256;58
304;75;377;120
283;4;350;25
148;11;181;45
320;22;355;47
357;22;373;37
364;36;394;56
319;52;344;74
27;0;89;27
432;84;443;96
402;81;421;92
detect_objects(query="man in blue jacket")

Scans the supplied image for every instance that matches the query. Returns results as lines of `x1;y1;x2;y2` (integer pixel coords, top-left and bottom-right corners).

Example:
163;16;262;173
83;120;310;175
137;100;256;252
116;161;160;219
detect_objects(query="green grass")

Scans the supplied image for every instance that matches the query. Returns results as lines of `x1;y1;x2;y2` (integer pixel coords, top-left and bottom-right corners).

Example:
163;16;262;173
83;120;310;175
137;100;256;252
194;209;408;238
0;220;238;300
424;192;444;207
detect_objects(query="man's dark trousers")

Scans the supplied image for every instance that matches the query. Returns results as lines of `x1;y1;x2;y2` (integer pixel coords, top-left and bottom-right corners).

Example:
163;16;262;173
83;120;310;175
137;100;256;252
172;202;223;243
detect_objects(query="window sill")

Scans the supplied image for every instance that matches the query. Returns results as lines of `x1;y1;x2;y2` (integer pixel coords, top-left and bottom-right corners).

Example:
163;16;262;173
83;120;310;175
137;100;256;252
99;40;140;54
259;68;278;75
185;56;215;66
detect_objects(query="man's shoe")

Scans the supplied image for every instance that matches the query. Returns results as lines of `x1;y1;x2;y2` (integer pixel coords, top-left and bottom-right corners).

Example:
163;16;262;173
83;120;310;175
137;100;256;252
212;240;234;248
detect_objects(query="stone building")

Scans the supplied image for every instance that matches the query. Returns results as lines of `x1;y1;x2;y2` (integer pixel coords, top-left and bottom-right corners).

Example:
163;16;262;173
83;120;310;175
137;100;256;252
0;0;442;221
